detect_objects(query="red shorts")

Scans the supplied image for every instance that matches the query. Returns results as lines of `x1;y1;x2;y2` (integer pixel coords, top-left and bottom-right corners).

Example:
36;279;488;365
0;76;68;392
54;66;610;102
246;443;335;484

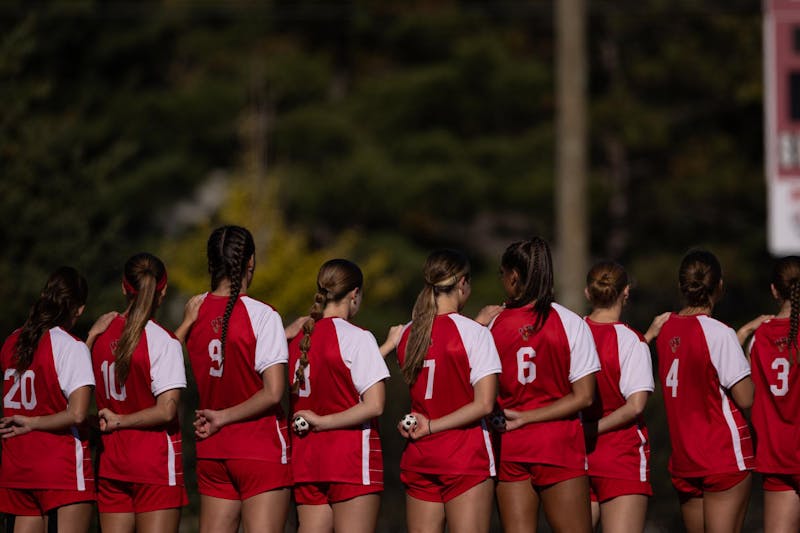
762;473;800;493
588;476;652;503
0;487;94;516
400;470;489;503
498;461;586;488
197;459;291;501
671;471;750;502
294;482;382;505
97;478;188;513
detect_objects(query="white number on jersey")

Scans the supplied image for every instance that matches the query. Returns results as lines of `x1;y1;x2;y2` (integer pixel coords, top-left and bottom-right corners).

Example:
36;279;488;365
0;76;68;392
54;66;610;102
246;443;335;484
516;347;536;385
208;339;224;377
770;357;790;397
293;359;311;398
666;359;679;398
423;359;436;400
3;369;37;410
100;360;127;401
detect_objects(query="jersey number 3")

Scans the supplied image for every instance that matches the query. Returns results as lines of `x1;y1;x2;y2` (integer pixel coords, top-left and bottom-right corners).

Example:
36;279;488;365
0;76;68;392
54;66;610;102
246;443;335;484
771;357;790;397
3;369;37;410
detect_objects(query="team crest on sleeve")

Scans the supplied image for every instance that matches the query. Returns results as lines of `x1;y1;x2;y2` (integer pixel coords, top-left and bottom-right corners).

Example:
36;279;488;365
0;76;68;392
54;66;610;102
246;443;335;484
211;316;223;334
670;336;681;354
519;325;536;341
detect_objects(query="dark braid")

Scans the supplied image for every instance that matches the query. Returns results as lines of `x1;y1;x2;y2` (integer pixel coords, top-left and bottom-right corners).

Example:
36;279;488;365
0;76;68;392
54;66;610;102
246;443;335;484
207;225;256;365
790;280;800;364
772;256;800;364
502;237;554;333
14;267;88;373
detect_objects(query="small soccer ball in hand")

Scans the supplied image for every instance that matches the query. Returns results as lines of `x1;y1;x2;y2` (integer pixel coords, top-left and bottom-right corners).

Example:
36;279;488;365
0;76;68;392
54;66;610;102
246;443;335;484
489;412;506;432
293;415;310;435
400;414;417;431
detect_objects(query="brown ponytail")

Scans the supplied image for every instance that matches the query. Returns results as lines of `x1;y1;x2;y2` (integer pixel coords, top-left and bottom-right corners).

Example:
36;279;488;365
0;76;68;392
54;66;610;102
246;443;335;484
501;237;554;333
402;249;469;385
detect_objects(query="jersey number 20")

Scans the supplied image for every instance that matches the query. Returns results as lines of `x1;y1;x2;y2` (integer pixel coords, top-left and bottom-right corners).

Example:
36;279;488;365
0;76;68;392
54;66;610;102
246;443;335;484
3;369;37;410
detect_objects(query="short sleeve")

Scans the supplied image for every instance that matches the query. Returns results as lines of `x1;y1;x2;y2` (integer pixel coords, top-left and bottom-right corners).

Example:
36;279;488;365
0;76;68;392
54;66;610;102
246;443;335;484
51;329;95;398
699;316;751;389
450;315;502;386
615;325;655;399
336;320;390;396
553;305;601;383
145;322;187;397
243;299;289;374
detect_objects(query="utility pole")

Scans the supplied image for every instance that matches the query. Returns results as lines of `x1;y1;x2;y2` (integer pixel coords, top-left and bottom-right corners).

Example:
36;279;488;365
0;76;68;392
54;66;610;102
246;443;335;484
555;0;588;312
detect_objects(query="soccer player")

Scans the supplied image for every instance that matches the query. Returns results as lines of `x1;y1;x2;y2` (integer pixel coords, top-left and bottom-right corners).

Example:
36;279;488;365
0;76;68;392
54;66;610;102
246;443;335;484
655;249;753;533
183;225;291;533
582;261;656;533
748;256;800;533
490;237;599;533
89;253;188;532
0;267;96;532
396;249;500;533
288;259;390;532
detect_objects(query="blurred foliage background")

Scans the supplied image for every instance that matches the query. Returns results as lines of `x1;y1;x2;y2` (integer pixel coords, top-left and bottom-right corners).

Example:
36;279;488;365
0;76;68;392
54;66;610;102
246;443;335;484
0;0;777;530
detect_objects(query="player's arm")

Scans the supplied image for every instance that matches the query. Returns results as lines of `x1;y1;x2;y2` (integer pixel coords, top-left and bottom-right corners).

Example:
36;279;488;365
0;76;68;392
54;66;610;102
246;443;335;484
174;294;206;344
504;373;596;431
736;315;773;347
596;390;649;434
406;373;496;439
194;363;285;439
0;385;92;437
729;375;754;410
86;312;118;350
379;325;404;358
296;381;385;432
98;389;181;432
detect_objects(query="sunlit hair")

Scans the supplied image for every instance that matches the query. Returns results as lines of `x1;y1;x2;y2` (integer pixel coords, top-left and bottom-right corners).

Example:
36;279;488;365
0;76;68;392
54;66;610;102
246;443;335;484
501;237;554;333
678;249;722;308
402;249;470;385
14;267;88;373
114;253;167;383
292;259;363;394
586;260;629;309
207;225;256;366
773;256;800;363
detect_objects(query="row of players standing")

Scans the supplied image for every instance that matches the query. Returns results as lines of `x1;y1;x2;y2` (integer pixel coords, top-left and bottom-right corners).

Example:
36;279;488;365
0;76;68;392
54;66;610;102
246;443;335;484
0;225;797;533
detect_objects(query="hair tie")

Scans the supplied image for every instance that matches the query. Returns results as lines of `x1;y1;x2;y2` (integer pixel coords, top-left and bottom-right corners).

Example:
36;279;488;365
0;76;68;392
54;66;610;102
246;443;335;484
123;271;168;295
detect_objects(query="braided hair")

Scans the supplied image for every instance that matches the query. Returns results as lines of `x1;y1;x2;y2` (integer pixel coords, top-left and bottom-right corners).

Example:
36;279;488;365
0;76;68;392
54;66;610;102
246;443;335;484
207;226;256;366
14;267;88;373
678;249;722;309
501;237;555;333
403;249;470;385
292;259;363;393
772;256;800;363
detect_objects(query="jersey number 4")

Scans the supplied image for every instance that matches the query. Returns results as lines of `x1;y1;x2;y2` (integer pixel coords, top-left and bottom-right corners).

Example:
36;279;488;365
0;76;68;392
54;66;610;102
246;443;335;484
666;359;679;397
3;369;37;410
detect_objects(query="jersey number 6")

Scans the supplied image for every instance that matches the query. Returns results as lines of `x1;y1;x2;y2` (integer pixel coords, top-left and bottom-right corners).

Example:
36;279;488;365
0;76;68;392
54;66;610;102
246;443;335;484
516;347;536;385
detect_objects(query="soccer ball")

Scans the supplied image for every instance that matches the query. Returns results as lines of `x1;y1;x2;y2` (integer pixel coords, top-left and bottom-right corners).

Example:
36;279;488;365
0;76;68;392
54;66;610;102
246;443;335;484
293;415;310;435
400;414;417;431
489;411;506;432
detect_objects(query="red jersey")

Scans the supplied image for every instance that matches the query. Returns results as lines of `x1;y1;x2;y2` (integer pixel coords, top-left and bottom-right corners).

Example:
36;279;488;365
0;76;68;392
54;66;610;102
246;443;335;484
0;327;95;491
584;319;653;482
397;313;501;476
749;317;800;474
91;316;186;486
656;314;753;476
186;294;289;462
289;317;390;486
490;303;600;470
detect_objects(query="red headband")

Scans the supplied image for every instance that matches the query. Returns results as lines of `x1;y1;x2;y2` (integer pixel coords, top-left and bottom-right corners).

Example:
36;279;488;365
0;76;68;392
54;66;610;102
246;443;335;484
123;271;168;296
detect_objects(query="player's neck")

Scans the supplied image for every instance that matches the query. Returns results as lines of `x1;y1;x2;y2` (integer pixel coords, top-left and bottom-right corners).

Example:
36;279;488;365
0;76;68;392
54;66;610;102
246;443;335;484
211;278;248;298
587;306;621;324
775;300;791;318
323;301;350;320
678;305;712;316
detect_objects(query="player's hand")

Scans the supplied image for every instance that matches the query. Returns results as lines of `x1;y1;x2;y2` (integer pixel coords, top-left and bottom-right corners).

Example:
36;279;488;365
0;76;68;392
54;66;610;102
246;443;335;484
98;408;122;433
503;409;528;431
644;312;671;343
737;315;774;346
87;312;118;347
194;409;225;439
474;304;504;326
293;410;324;432
0;415;36;438
285;316;311;340
403;412;432;440
182;294;206;327
380;325;405;358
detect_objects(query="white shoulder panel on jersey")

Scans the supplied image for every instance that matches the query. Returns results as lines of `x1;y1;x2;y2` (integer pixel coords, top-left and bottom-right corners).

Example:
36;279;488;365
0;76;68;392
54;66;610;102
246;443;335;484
448;313;502;386
697;315;751;390
613;324;655;398
333;318;390;396
50;326;95;398
144;321;187;397
242;296;289;374
552;303;601;383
